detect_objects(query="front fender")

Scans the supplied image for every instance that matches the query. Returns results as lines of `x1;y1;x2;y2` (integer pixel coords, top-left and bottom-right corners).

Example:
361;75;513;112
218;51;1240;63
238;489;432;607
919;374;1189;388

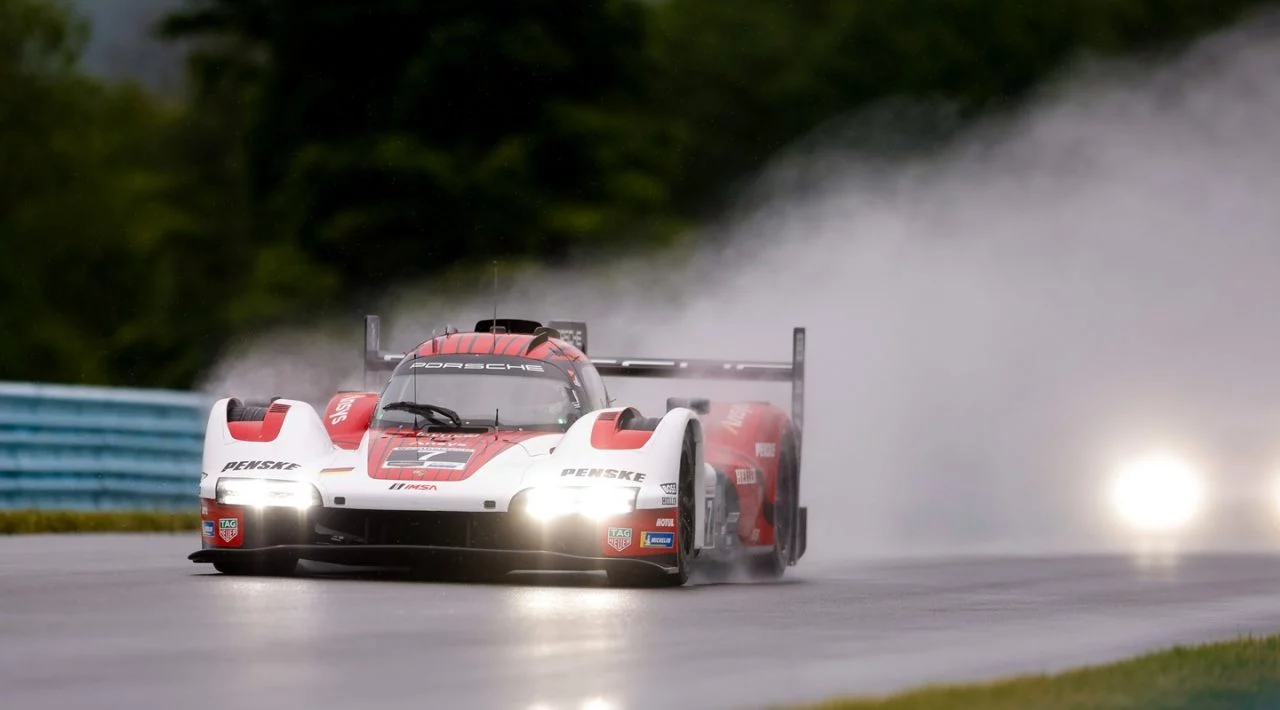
201;398;337;488
528;407;710;549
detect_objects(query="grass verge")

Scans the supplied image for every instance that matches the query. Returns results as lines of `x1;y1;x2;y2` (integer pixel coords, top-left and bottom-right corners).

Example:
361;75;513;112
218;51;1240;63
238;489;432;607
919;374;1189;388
790;635;1280;710
0;509;200;534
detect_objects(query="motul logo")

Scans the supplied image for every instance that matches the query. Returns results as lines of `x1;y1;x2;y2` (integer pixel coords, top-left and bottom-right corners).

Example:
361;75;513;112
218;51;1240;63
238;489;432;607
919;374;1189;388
388;483;438;491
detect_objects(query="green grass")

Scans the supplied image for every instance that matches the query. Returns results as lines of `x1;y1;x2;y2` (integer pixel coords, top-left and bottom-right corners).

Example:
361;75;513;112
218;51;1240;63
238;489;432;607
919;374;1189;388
787;636;1280;710
0;509;201;534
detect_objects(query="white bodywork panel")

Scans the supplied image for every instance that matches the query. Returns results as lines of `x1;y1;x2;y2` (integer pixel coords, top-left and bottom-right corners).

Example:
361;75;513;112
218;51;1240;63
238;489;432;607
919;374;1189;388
199;399;714;549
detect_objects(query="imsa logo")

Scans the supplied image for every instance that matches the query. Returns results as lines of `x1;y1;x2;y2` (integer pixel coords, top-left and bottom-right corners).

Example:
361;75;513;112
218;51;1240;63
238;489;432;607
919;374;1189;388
388;483;438;491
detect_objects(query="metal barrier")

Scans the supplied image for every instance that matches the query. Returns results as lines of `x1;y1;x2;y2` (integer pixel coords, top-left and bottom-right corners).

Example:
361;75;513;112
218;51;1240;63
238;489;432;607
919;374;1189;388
0;382;211;511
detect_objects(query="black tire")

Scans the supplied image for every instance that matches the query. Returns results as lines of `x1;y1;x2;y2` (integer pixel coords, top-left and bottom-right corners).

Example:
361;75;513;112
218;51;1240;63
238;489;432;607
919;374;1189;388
608;426;696;588
226;398;270;422
213;556;298;577
749;430;798;580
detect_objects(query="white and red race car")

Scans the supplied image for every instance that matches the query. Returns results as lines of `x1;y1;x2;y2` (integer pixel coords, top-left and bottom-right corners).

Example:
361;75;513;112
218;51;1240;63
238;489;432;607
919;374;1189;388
189;316;808;586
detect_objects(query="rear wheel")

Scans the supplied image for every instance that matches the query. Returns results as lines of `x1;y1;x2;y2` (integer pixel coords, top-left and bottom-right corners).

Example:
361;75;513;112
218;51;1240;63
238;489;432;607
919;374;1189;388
750;431;797;580
608;426;695;588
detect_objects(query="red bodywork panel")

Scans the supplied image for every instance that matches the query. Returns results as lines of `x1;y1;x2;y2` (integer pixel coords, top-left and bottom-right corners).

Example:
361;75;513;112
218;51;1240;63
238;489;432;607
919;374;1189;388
596;507;679;558
323;392;378;450
366;430;543;482
200;498;244;548
227;402;290;442
416;332;587;363
590;409;655;450
702;401;791;549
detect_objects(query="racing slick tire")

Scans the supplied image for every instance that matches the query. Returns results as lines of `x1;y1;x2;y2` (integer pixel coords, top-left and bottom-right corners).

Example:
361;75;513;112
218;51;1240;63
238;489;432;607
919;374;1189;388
213;556;298;577
749;429;798;581
607;426;696;588
226;398;270;422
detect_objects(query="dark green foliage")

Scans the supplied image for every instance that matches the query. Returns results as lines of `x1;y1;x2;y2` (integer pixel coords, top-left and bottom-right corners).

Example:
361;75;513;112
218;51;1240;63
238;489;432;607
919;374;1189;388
1;0;1276;387
793;635;1280;709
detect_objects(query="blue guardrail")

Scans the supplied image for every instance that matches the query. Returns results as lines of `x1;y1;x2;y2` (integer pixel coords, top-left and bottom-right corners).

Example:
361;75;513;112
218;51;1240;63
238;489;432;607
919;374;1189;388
0;382;212;511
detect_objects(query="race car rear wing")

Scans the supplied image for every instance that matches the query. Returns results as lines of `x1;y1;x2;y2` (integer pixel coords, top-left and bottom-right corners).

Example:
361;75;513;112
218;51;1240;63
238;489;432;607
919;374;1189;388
361;315;806;446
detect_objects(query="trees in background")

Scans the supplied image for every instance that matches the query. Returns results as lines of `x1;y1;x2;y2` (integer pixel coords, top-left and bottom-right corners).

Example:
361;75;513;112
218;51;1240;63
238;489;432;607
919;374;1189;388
2;0;1274;388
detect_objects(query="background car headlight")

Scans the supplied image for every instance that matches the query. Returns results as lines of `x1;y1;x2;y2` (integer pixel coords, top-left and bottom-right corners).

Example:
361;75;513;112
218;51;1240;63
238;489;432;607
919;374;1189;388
1108;453;1205;532
523;486;639;521
216;478;319;509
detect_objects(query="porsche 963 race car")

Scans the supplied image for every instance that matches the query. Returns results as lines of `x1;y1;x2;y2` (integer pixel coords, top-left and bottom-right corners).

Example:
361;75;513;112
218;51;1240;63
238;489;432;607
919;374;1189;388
189;316;808;586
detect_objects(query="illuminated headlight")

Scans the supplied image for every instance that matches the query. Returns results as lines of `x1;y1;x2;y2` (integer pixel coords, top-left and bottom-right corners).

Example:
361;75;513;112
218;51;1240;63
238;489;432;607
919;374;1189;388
1109;454;1205;532
523;486;638;521
216;478;319;509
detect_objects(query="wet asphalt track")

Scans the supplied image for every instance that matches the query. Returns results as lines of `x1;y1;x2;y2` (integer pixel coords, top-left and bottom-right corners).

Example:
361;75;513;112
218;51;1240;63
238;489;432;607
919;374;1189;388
3;535;1280;710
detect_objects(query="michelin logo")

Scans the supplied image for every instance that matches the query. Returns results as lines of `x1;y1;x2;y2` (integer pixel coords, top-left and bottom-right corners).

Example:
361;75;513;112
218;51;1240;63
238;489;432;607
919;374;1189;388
641;531;675;549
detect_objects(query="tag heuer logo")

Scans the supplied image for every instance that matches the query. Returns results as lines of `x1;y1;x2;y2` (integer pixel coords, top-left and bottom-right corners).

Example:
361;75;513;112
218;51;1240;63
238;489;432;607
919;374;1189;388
218;518;238;543
606;527;632;552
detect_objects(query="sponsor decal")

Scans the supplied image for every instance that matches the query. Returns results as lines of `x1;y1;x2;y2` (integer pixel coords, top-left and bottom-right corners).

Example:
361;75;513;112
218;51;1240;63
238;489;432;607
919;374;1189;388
606;527;632;552
202;521;215;537
200;502;209;515
560;467;647;482
735;468;757;485
750;528;760;543
217;518;239;543
388;482;438;491
412;435;479;449
660;482;677;495
723;403;751;433
660;495;677;507
221;460;300;472
656;518;675;528
384;447;473;470
641;531;675;549
410;361;545;372
329;394;360;425
755;442;776;458
320;467;354;476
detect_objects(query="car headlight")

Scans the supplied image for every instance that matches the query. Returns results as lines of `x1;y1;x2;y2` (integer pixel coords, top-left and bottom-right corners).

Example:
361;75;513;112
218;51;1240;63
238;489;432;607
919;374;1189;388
1108;453;1205;532
216;478;319;509
523;486;639;521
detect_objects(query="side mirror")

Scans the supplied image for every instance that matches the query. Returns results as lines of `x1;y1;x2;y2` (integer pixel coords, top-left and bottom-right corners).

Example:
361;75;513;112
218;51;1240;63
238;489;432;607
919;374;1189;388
667;397;710;415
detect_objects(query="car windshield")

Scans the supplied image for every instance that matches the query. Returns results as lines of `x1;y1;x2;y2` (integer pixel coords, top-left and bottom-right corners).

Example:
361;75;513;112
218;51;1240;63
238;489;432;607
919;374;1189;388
374;369;580;430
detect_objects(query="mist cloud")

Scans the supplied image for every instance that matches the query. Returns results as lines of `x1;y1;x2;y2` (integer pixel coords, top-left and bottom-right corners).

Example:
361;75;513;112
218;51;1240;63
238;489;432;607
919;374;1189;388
202;11;1280;558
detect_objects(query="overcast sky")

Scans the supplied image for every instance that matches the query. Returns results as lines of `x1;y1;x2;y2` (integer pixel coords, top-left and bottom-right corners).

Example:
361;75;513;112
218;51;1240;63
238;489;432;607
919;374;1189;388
71;0;185;93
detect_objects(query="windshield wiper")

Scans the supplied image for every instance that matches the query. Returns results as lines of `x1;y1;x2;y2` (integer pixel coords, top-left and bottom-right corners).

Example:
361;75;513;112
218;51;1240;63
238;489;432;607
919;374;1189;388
382;401;464;429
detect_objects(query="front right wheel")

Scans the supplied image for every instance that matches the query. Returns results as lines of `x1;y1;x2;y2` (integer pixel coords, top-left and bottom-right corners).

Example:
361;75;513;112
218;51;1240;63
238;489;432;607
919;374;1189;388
608;426;696;588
